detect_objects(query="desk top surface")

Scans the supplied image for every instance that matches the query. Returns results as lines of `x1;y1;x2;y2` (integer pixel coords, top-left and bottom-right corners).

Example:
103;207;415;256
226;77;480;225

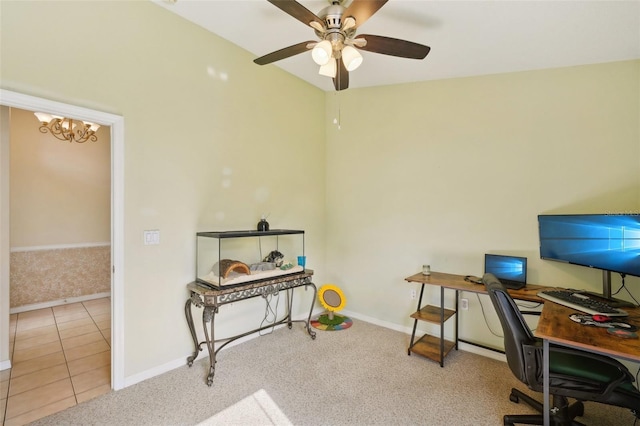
405;271;640;361
405;271;549;303
536;301;640;362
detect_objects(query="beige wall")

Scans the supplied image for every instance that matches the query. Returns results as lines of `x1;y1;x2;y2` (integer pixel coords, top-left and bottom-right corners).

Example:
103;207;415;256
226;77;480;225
1;1;326;377
9;108;111;247
1;0;638;380
8;108;111;308
325;61;640;348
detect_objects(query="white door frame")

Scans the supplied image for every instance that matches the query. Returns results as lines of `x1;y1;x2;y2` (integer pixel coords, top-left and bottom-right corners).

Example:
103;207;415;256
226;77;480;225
0;89;125;390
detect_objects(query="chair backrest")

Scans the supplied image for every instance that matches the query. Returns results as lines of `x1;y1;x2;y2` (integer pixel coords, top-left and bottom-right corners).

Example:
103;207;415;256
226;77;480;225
483;273;538;385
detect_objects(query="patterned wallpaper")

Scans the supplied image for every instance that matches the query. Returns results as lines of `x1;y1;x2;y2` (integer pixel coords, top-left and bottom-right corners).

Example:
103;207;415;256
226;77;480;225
10;245;110;308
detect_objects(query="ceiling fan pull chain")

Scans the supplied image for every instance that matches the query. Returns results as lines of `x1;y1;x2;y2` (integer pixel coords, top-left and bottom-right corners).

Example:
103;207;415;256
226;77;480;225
333;91;342;130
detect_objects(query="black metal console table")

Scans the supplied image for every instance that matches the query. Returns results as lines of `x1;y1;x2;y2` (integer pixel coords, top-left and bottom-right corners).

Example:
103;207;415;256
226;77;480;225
185;270;317;386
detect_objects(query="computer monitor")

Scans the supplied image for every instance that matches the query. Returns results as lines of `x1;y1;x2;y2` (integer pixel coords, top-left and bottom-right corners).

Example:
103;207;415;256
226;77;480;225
538;213;640;306
484;254;527;289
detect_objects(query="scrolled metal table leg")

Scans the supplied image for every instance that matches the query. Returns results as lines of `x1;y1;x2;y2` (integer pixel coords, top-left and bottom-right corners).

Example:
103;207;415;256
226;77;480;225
185;297;200;366
286;288;293;329
305;282;317;339
202;306;217;386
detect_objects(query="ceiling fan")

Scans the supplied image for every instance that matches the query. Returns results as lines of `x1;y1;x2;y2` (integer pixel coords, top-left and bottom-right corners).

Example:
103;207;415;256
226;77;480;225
254;0;431;91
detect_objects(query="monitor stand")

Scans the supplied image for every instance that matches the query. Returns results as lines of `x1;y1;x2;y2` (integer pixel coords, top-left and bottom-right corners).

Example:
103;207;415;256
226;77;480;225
580;270;635;308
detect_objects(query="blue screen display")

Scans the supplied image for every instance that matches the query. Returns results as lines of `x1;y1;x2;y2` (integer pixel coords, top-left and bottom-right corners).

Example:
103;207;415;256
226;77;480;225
538;214;640;277
485;254;527;283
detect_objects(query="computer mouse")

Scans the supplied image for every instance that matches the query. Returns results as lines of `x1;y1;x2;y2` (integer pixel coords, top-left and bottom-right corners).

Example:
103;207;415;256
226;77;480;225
592;314;611;322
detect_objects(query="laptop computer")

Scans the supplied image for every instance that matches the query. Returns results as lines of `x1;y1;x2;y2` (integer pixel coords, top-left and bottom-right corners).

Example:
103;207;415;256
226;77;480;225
484;254;527;290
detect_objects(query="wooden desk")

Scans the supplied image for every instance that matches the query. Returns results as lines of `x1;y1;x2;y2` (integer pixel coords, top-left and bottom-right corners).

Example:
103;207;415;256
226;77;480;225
405;271;550;366
405;271;548;302
185;270;317;386
535;302;640;425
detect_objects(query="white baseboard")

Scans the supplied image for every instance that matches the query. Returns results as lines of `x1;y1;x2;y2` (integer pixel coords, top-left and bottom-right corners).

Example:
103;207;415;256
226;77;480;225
341;308;507;363
122;308;505;389
123;310;322;388
10;292;110;314
340;309;411;334
125;332;261;388
124;355;191;388
458;341;506;362
0;359;11;371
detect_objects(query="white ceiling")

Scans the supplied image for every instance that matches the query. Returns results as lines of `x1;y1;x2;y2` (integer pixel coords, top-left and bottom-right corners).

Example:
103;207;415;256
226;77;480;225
152;0;640;92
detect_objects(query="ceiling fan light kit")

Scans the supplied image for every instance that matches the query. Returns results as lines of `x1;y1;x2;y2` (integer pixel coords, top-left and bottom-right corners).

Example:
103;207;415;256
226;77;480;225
341;45;362;71
311;40;333;65
319;59;337;77
254;0;431;91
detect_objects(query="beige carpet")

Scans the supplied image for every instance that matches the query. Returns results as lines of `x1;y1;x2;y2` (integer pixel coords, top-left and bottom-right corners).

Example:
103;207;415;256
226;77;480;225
195;388;293;425
32;319;635;425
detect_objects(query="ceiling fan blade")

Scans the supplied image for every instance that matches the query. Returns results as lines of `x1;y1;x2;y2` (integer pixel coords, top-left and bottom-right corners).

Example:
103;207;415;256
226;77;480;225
342;0;388;29
254;41;315;65
355;34;430;59
333;58;349;91
267;0;324;29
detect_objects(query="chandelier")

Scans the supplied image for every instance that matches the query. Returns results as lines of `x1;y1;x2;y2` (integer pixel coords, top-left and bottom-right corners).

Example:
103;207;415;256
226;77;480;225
33;112;100;143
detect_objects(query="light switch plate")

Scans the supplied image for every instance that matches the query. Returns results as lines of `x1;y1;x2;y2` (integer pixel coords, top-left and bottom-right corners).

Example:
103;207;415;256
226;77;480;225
143;230;160;245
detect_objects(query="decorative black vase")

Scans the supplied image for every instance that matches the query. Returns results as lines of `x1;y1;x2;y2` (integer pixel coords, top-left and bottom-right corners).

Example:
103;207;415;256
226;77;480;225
257;219;269;232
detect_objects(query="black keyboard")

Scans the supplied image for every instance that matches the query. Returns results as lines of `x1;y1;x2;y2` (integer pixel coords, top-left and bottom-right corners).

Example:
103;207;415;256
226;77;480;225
538;290;628;317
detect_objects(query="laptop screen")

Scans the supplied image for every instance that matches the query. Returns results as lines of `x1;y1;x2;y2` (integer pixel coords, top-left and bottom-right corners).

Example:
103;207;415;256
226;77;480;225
484;254;527;286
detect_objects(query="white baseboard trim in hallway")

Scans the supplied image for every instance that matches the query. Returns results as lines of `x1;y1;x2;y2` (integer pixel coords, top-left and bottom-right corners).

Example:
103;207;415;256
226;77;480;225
9;292;111;314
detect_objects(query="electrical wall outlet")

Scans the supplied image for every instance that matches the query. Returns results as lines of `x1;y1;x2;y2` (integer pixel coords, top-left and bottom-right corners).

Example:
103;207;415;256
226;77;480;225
410;289;417;300
460;298;469;310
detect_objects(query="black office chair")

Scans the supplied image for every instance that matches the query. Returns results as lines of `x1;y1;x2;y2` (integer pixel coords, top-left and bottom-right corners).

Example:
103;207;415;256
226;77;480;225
483;273;640;426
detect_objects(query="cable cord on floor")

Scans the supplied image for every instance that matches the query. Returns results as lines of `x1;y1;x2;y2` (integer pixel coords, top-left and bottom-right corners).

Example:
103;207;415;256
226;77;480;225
259;288;280;336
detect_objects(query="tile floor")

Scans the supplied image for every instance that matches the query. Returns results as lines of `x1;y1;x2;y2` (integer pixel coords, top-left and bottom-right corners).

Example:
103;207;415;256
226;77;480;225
1;298;111;426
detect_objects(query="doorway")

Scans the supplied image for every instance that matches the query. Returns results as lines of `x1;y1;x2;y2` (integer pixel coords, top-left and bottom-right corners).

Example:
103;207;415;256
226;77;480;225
0;90;124;390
